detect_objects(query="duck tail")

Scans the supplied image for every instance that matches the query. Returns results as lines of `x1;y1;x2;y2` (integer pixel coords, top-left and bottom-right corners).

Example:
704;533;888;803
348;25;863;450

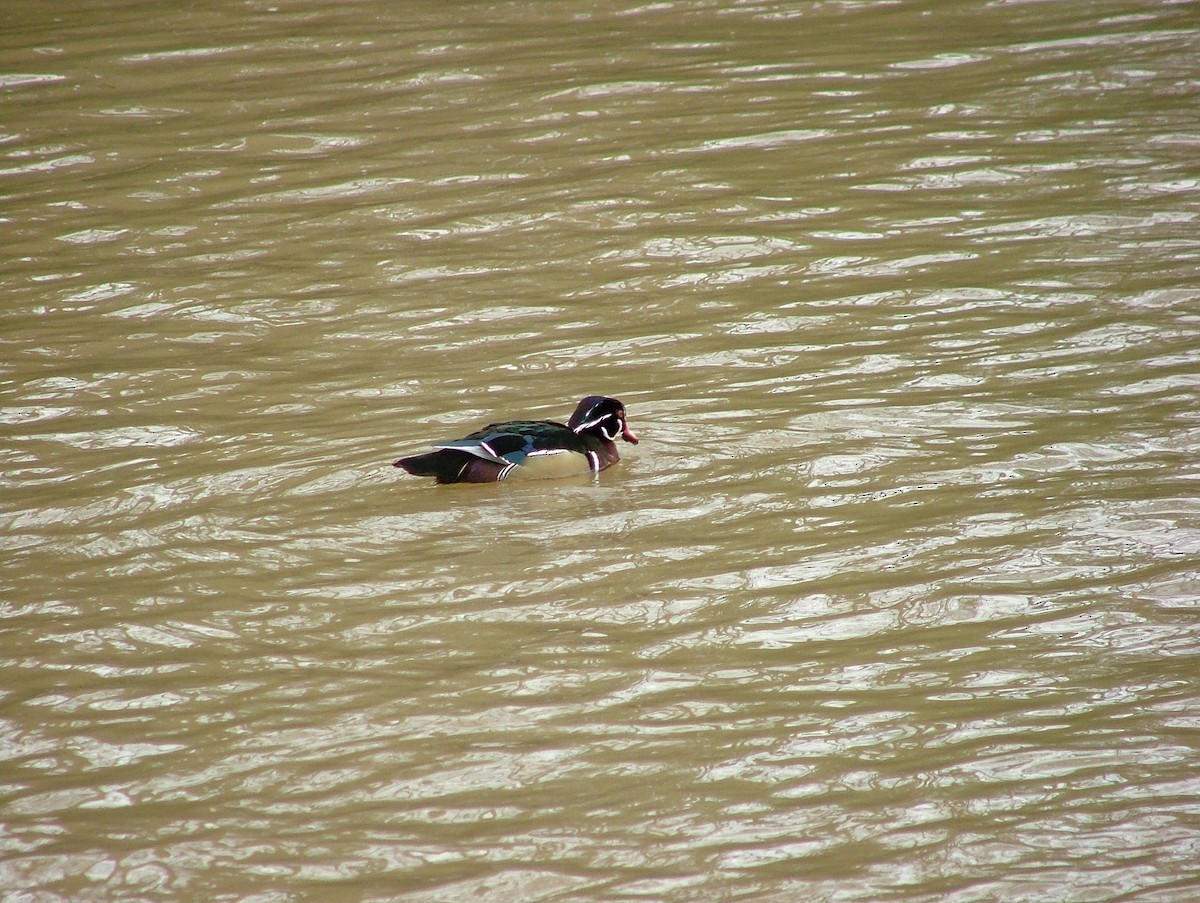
394;450;504;484
394;452;444;477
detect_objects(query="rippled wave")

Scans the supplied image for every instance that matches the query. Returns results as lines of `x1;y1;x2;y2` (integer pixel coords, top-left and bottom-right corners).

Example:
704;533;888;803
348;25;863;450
3;1;1200;900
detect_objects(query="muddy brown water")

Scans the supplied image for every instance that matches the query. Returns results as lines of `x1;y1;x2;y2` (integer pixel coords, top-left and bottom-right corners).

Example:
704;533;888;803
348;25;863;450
3;1;1200;900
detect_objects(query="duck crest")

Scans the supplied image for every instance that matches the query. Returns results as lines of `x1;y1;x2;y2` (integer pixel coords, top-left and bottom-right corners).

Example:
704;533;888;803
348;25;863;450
395;396;638;484
568;395;641;445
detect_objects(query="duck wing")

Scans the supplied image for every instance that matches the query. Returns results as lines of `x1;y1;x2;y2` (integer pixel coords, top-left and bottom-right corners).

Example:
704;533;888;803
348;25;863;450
434;419;578;467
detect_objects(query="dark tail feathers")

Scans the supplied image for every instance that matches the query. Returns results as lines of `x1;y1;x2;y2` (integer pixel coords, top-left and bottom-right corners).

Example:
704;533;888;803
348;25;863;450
395;449;503;484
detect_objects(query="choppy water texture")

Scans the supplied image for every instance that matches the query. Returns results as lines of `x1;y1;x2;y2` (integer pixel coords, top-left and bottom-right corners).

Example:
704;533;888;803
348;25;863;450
4;1;1200;900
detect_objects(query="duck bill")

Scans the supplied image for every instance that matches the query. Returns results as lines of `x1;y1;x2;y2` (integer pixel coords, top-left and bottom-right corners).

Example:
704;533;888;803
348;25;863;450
621;419;640;444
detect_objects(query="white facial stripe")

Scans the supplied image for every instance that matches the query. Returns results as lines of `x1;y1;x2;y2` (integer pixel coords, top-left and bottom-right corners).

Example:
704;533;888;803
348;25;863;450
575;410;626;441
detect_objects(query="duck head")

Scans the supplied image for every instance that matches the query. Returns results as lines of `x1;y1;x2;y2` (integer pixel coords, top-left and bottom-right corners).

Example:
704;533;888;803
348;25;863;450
568;395;639;445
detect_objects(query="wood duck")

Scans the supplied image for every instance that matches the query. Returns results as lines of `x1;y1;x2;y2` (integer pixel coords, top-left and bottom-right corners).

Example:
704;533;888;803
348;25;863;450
394;395;639;484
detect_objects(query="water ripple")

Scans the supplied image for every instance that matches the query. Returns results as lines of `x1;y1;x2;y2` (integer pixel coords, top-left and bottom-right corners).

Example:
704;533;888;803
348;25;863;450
3;1;1200;901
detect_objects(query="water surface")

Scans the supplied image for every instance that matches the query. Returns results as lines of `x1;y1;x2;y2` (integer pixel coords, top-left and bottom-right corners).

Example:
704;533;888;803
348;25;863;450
3;1;1200;900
